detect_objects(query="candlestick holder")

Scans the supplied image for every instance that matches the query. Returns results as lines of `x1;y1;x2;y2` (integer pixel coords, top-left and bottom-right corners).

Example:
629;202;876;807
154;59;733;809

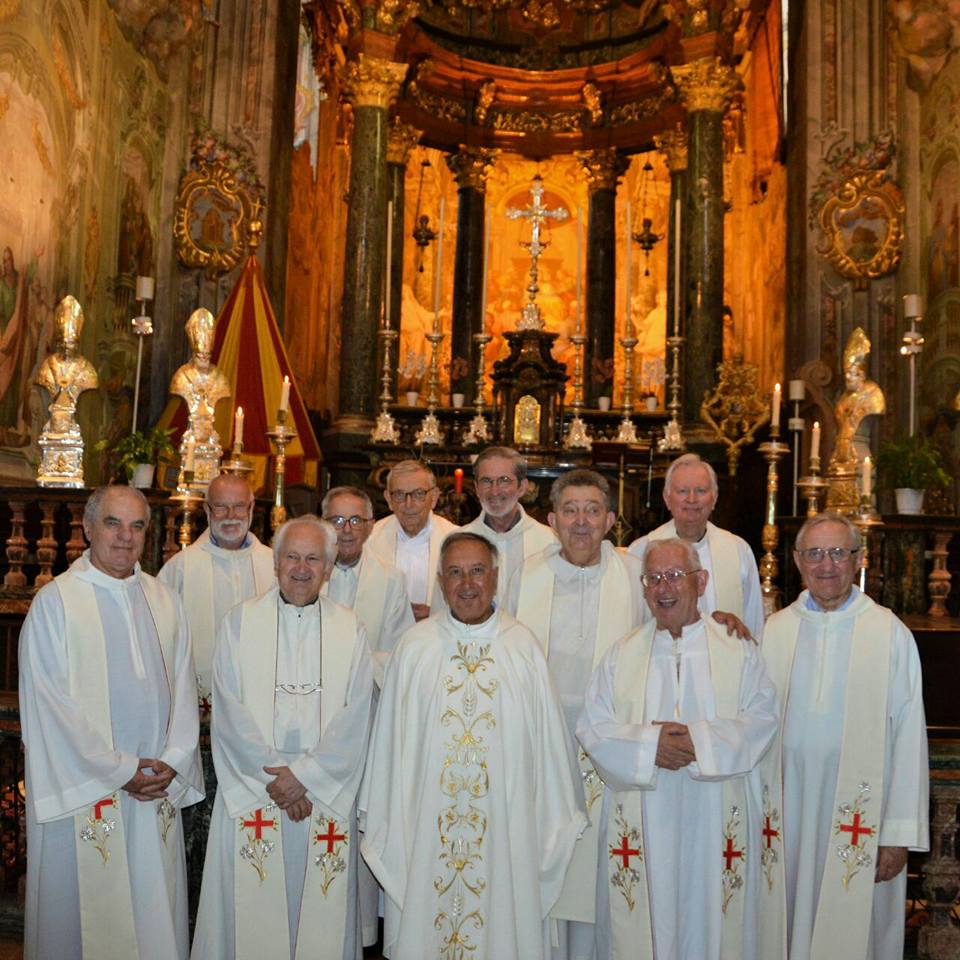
130;298;153;432
788;402;804;516
852;503;883;596
797;456;828;518
370;322;401;444
220;438;254;482
416;329;445;446
616;328;638;443
659;333;686;451
169;472;203;549
464;332;492;445
267;410;298;531
564;331;592;450
757;425;791;616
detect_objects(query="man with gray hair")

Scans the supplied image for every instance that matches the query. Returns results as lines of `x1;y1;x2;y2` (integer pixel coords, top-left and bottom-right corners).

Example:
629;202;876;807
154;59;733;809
578;536;777;960
20;484;203;959
192;514;373;959
367;458;458;620
628;453;764;638
756;511;928;960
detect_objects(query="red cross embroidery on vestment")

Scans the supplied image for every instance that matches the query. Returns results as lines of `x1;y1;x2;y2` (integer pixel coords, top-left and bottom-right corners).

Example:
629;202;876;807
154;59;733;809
243;809;275;839
839;812;873;847
723;837;743;870
93;797;114;820
612;834;641;869
315;821;346;853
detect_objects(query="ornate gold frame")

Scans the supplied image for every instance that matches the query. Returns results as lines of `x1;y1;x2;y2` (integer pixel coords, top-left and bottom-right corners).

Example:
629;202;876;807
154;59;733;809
174;161;258;279
817;171;904;286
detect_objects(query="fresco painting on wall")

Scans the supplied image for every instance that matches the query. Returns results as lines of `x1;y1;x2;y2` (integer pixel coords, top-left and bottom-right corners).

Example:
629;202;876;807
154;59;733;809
926;156;960;303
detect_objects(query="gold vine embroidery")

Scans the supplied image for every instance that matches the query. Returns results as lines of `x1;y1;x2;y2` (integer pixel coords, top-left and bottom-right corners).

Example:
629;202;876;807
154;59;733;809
834;782;875;890
609;804;643;912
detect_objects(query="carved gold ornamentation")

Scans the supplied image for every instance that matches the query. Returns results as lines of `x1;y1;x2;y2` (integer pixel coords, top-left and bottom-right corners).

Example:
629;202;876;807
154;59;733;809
386;118;422;165
174;161;259;279
410;82;468;124
454;0;614;29
446;147;498;191
816;171;904;286
609;85;676;127
663;0;750;37
575;148;629;193
340;54;408;110
514;395;541;444
490;109;583;133
654;123;689;172
337;0;418;33
475;79;496;125
582;83;603;125
671;57;741;113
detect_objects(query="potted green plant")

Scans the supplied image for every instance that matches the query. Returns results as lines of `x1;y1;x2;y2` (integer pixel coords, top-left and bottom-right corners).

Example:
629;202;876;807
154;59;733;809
96;426;177;488
591;356;615;411
875;434;950;514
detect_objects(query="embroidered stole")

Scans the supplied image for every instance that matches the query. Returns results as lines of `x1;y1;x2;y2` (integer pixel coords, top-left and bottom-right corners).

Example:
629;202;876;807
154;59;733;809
183;533;275;701
58;570;179;960
759;602;891;960
233;592;356;960
647;521;743;619
321;553;386;658
606;619;746;960
515;548;635;923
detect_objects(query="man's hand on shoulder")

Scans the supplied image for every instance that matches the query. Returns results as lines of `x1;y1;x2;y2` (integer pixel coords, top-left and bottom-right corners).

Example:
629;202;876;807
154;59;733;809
411;602;431;621
711;610;755;644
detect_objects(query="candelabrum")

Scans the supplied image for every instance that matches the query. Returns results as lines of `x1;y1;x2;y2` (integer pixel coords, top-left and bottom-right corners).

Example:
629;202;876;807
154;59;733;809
169;470;203;549
659;333;686;451
788;395;804;516
852;498;883;596
901;303;924;437
757;424;791;617
415;329;445;446
464;332;492;445
797;454;828;518
564;331;592;450
130;298;153;432
616;327;639;443
220;437;254;482
370;321;401;444
267;410;298;532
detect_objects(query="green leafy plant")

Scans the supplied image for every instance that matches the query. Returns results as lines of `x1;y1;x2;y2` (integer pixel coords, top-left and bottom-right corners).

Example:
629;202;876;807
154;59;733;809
875;434;950;490
95;426;177;480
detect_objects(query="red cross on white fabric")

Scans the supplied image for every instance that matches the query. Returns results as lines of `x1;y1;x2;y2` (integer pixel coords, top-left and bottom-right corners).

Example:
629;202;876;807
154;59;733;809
243;809;275;840
839;812;873;847
611;834;641;870
762;816;780;848
93;797;114;820
315;820;346;853
723;837;743;871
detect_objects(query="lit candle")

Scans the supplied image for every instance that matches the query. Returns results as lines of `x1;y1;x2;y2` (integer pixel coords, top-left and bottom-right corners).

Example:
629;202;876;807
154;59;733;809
384;200;393;329
454;467;463;495
810;421;821;462
234;406;244;445
673;196;681;338
480;205;490;331
135;276;155;301
433;196;446;334
279;375;290;413
575;205;583;336
862;455;872;499
184;437;195;473
771;382;781;429
903;294;922;319
625;201;632;335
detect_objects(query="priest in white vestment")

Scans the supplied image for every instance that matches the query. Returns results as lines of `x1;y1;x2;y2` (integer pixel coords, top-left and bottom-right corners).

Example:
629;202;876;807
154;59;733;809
460;445;555;605
20;485;203;960
319;484;414;948
578;537;778;960
757;512;928;960
505;468;645;960
629;454;764;638
367;459;457;620
360;531;587;960
191;515;374;960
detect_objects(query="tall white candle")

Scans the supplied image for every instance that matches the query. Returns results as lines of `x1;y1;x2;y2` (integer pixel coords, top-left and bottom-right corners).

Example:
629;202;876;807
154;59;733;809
279;375;290;413
625;201;633;335
771;382;781;429
135;276;155;301
384;201;393;328
811;421;821;461
433;196;446;334
480;205;490;331
862;455;872;498
575;205;583;336
234;406;244;445
673;196;681;337
184;437;195;473
903;294;922;319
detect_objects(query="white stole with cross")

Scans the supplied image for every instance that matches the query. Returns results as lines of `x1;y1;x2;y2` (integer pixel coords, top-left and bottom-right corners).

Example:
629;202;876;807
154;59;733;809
515;543;637;924
605;618;747;960
758;596;891;960
232;590;356;960
57;567;180;960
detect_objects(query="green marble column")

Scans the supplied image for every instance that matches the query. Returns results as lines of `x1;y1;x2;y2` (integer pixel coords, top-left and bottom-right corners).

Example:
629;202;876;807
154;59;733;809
446;149;496;403
577;149;629;406
672;58;739;425
337;54;407;428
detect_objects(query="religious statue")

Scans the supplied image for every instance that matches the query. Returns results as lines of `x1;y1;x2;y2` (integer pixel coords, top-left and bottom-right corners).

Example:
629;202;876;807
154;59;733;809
825;326;885;513
35;295;99;487
170;307;231;487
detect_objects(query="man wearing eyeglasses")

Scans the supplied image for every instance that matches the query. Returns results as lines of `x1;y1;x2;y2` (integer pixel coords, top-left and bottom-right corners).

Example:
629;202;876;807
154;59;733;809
367;459;457;621
578;537;777;960
192;515;373;960
756;512;928;960
461;445;555;605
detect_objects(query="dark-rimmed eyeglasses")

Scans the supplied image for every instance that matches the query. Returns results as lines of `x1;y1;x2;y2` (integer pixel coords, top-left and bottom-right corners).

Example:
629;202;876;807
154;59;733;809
324;515;373;529
640;568;700;588
388;487;436;504
797;546;858;563
207;502;251;519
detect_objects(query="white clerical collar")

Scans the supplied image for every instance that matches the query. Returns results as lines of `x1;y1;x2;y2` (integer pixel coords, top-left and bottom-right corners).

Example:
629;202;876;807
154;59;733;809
442;606;500;639
278;591;321;612
545;538;609;582
396;514;432;545
75;550;141;589
205;528;253;554
800;585;863;615
481;506;525;538
654;618;705;644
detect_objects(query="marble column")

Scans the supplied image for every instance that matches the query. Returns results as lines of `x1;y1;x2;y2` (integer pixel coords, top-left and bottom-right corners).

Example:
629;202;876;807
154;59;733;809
654;124;689;349
446;147;497;402
671;57;739;424
576;149;629;406
337;54;408;428
386;120;422;398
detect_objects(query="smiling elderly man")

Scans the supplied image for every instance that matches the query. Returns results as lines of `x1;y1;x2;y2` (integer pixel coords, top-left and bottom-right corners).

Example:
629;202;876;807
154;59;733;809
578;537;777;960
361;532;586;960
19;485;203;960
756;512;928;960
192;515;373;960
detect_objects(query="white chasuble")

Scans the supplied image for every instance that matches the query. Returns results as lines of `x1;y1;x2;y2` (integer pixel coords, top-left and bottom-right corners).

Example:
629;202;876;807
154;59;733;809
191;589;373;960
759;590;929;960
360;610;587;960
20;553;203;960
577;618;778;960
511;541;644;927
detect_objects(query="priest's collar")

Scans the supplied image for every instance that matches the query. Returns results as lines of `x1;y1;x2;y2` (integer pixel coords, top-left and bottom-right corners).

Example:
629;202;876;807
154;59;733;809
803;585;859;613
278;589;321;609
655;617;705;642
482;506;523;535
206;528;253;552
76;549;142;588
443;606;500;638
397;513;432;544
547;539;611;579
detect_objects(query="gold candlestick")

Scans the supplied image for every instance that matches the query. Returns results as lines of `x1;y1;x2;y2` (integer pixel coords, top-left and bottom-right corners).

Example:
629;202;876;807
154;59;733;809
616;327;638;443
852;501;883;597
220;438;254;482
267;410;298;532
564;331;592;450
757;425;791;616
416;329;445;446
659;333;686;451
169;471;203;549
797;455;828;518
464;332;492;445
371;322;401;444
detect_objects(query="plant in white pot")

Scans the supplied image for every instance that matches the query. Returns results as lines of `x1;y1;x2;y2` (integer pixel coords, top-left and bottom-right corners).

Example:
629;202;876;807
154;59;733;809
875;434;950;514
96;426;177;488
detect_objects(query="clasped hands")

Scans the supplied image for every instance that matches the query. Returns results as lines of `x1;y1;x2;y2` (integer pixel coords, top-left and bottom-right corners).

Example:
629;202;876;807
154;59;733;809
264;765;313;822
122;758;177;801
654;722;696;770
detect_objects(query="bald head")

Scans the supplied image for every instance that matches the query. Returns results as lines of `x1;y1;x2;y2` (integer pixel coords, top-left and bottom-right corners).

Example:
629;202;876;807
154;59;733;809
204;474;255;549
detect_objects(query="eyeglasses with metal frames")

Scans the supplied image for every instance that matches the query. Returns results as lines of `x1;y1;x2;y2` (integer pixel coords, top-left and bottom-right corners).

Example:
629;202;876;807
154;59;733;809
324;515;373;529
388;486;436;504
797;546;859;563
640;568;701;588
